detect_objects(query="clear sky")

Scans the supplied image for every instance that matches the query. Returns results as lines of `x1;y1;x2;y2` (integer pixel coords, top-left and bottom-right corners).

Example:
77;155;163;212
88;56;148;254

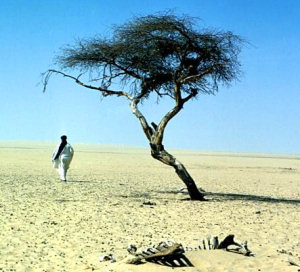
0;0;299;154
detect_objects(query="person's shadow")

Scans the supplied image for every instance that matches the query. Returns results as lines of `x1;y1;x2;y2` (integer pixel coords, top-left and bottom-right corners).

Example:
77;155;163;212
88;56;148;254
67;180;98;183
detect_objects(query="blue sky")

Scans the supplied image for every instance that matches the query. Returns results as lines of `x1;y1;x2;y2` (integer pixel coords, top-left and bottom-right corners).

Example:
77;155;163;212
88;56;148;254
0;0;299;154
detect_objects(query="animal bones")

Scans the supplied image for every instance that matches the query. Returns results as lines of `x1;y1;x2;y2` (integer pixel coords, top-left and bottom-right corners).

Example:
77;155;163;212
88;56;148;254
122;234;253;265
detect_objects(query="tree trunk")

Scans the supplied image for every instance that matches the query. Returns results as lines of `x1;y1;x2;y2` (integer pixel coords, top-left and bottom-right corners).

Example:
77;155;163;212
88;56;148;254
150;143;205;201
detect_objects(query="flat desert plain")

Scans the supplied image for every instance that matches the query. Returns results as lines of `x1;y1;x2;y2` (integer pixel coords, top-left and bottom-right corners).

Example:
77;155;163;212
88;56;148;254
0;142;299;272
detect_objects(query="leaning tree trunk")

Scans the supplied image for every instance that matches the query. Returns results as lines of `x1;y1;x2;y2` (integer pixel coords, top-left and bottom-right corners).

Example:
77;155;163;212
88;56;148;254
150;143;205;201
130;97;205;201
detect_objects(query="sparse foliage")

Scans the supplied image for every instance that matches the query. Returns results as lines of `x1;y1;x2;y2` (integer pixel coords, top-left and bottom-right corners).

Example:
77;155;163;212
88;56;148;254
43;13;243;200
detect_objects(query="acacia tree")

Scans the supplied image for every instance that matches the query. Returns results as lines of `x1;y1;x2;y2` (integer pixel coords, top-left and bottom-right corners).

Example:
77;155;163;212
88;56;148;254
43;13;243;200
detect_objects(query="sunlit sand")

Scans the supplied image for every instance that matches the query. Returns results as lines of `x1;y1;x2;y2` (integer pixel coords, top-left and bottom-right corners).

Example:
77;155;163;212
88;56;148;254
0;142;299;271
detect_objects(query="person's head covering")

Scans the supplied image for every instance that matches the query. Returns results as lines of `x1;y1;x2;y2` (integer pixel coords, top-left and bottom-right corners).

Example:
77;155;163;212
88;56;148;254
54;135;68;160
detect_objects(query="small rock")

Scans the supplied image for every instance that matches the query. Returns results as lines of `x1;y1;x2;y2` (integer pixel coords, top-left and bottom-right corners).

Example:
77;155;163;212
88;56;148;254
142;201;156;206
99;254;116;263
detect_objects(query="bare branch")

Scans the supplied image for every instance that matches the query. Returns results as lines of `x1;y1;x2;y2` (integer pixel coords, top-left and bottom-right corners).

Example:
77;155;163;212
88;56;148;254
182;88;198;103
42;69;133;100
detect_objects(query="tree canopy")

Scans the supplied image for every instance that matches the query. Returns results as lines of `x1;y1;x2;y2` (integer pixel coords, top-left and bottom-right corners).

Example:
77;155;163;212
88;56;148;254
52;13;242;100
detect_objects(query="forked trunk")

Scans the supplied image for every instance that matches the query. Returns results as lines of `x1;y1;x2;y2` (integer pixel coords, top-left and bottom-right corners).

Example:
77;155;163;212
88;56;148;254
130;98;205;201
150;143;205;201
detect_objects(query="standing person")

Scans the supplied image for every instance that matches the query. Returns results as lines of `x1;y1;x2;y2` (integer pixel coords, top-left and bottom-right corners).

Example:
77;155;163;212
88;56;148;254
52;135;74;181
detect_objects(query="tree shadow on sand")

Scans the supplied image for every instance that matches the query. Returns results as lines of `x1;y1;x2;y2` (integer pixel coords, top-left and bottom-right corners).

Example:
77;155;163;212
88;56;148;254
192;191;300;204
156;189;300;204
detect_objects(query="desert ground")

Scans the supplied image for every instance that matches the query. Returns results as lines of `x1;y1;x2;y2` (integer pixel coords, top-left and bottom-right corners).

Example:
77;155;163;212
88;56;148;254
0;141;299;272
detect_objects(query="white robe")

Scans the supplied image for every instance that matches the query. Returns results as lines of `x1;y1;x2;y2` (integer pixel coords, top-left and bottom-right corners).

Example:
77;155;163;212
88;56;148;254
52;143;74;180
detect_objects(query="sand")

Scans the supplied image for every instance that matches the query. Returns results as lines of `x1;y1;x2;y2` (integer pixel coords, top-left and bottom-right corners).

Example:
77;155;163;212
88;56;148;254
0;142;299;272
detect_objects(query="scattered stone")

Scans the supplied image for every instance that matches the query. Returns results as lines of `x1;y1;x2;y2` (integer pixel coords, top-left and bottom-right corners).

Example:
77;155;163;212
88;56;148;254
278;249;288;254
142;201;156;206
99;254;116;263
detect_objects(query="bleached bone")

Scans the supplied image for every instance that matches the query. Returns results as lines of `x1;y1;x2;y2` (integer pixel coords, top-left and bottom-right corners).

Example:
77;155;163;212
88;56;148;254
126;240;184;263
123;235;253;265
99;254;116;263
212;236;219;249
201;236;214;250
287;257;300;267
127;244;137;254
207;235;211;250
99;255;111;262
217;235;252;256
202;238;206;250
184;246;193;251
